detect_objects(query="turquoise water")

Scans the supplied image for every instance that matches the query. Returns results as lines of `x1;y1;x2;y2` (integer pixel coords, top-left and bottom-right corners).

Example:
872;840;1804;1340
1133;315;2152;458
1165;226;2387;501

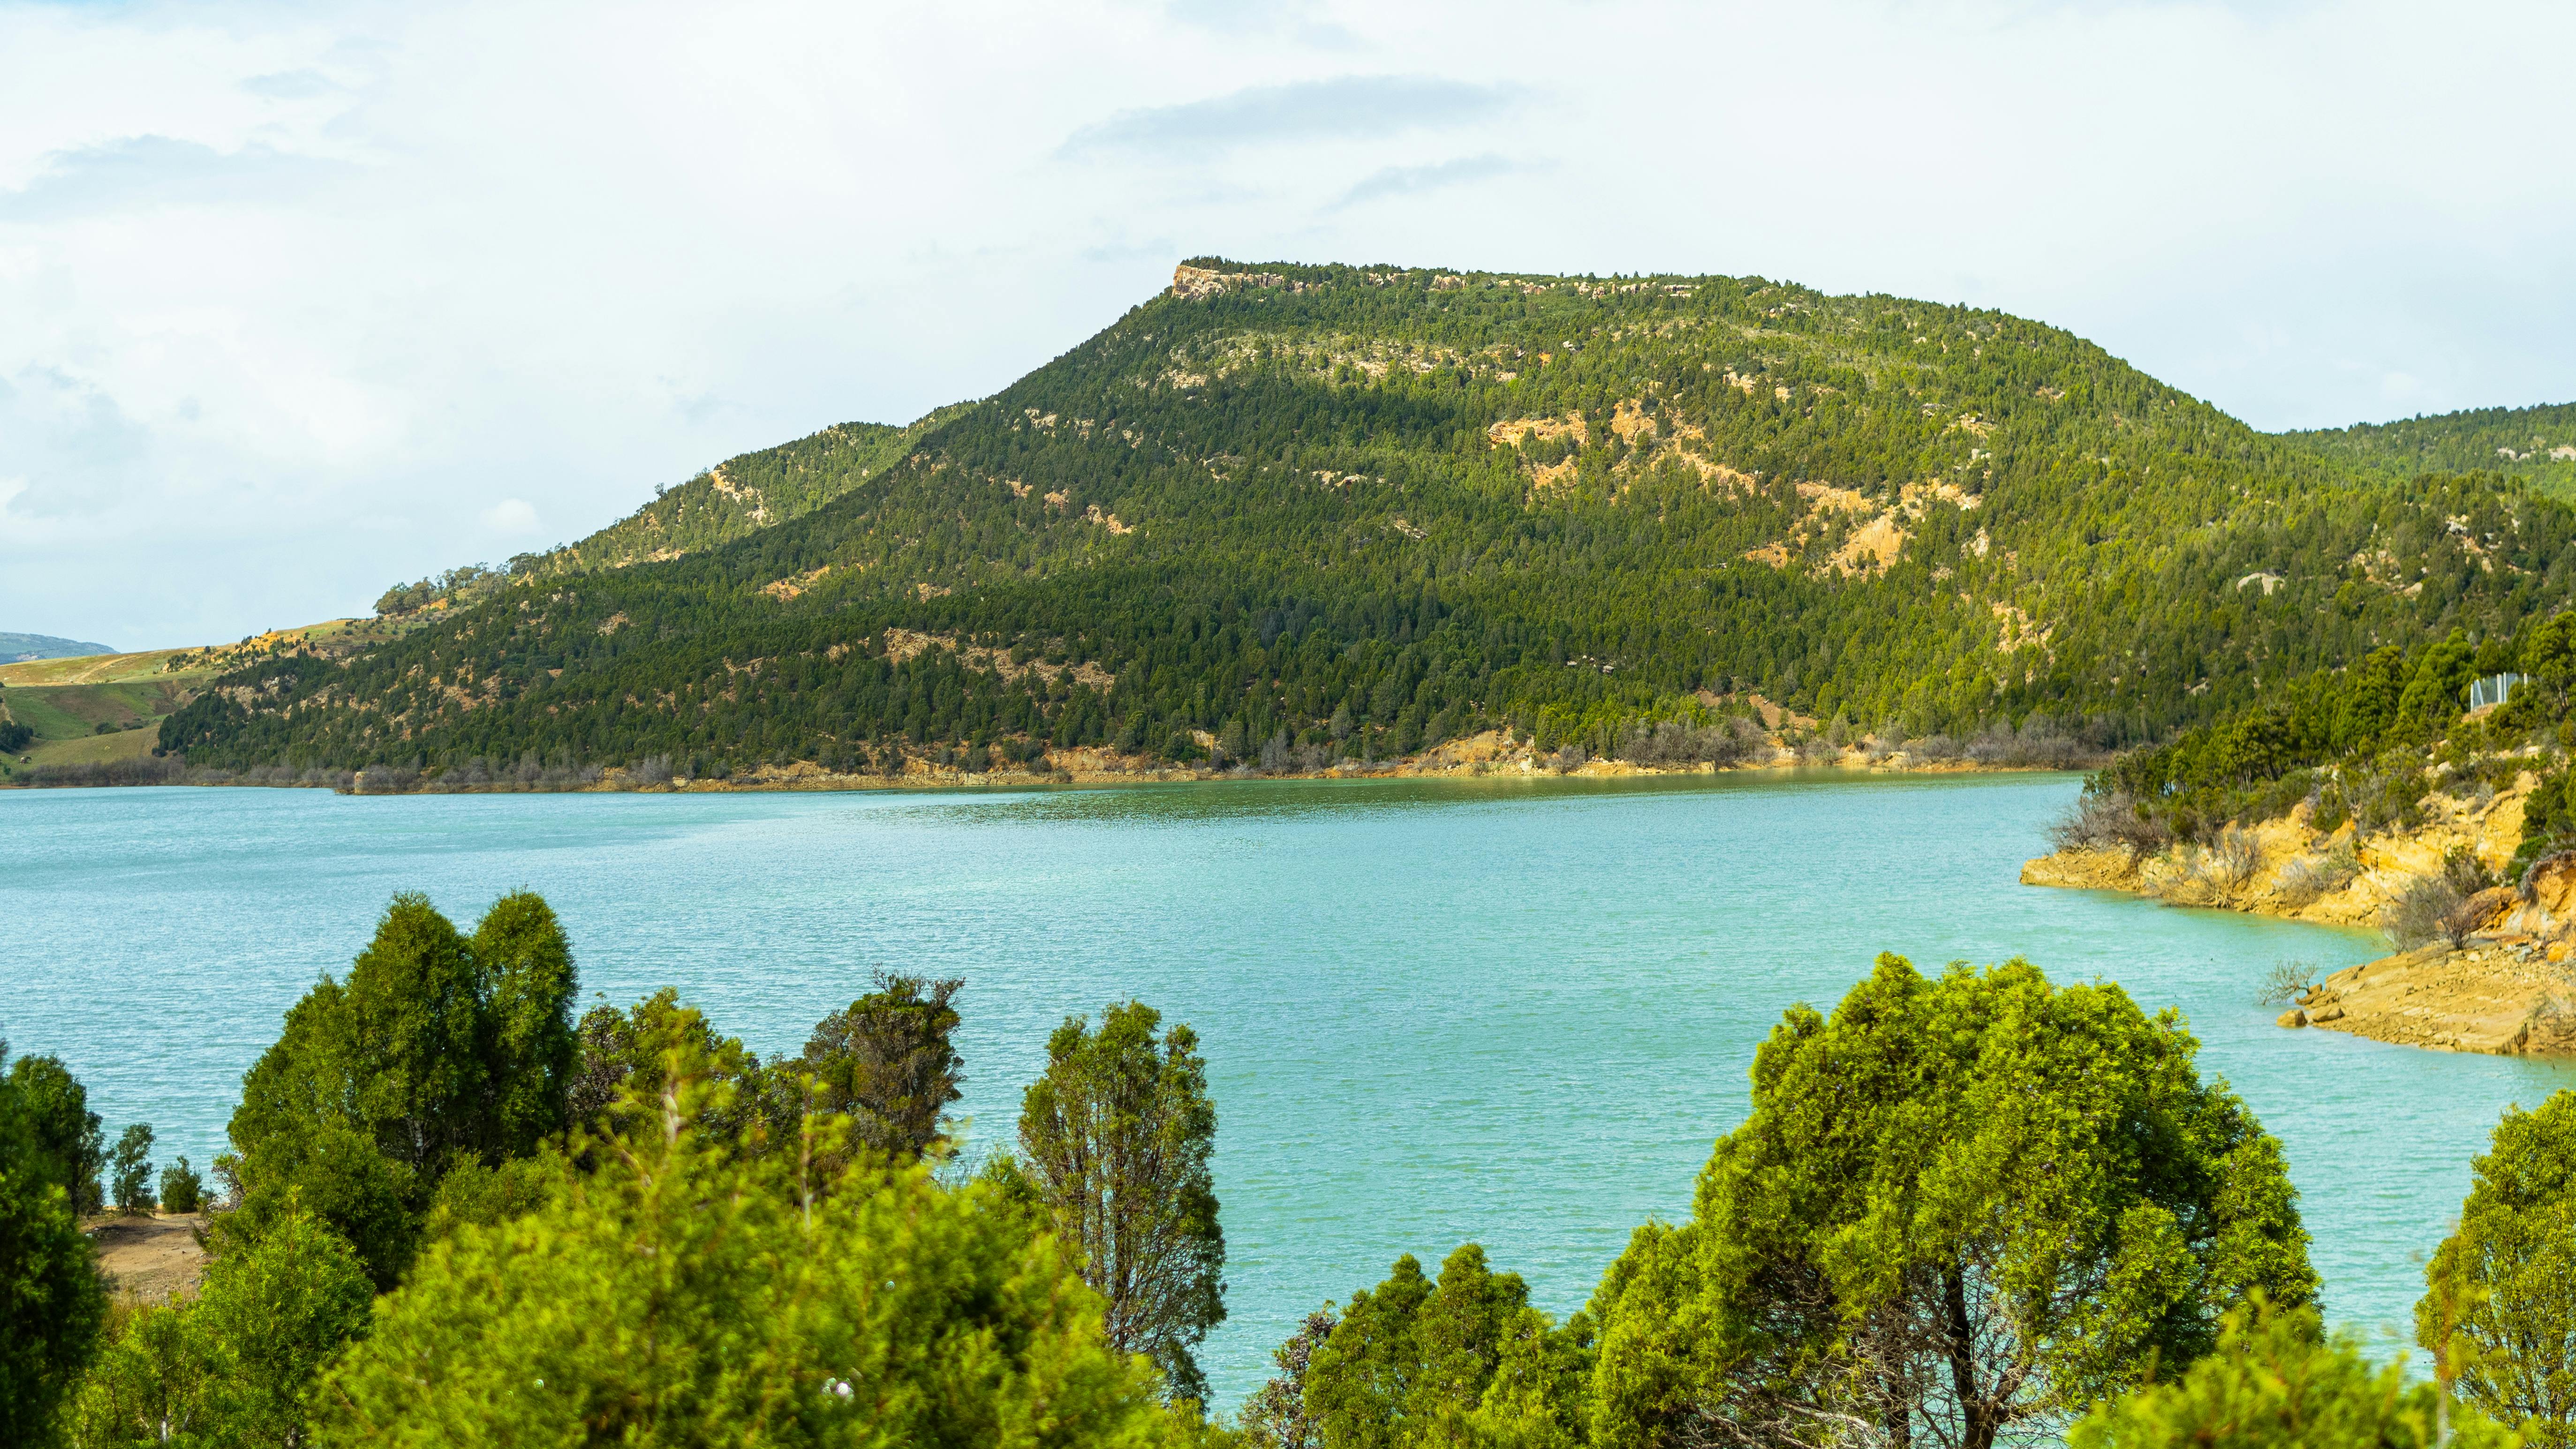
3;772;2568;1401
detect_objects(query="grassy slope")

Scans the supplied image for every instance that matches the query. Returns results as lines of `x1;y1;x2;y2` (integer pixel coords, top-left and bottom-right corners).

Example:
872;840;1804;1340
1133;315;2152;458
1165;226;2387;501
166;260;2576;777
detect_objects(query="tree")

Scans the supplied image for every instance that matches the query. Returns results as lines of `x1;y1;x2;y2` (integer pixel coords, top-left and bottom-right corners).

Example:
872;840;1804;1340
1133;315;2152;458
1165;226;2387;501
0;1043;109;1445
2418;1088;2576;1446
800;972;966;1163
1586;955;2316;1449
67;1200;375;1447
2073;1298;2509;1449
1300;1245;1583;1449
9;1053;106;1215
312;1065;1196;1449
1242;1310;1337;1449
109;1124;154;1215
158;1157;204;1215
225;891;582;1285
567;987;787;1155
1013;1001;1226;1404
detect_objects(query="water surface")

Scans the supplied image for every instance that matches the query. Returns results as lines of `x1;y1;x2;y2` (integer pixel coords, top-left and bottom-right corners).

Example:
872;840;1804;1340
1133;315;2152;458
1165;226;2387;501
3;772;2563;1400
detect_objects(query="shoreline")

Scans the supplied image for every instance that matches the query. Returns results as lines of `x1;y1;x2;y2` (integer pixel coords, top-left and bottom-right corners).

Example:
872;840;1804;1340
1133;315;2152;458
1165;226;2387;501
2019;776;2576;1057
3;730;2107;796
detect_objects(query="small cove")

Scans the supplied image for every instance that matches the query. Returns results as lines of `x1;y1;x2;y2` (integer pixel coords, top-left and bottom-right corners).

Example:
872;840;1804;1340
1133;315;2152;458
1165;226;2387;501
3;770;2566;1403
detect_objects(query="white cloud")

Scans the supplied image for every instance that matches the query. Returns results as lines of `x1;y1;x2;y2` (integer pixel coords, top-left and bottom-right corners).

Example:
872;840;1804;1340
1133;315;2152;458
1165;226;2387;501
481;498;540;535
0;0;2571;645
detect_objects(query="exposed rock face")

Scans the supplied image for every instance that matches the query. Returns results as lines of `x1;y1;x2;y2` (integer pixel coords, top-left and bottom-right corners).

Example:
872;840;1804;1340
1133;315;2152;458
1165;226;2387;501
2020;772;2538;927
2282;943;2576;1056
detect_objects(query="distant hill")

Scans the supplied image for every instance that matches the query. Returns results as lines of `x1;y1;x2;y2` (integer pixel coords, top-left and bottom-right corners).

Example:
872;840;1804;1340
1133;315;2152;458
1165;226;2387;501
166;258;2576;781
371;417;936;616
1;632;114;664
2285;401;2576;494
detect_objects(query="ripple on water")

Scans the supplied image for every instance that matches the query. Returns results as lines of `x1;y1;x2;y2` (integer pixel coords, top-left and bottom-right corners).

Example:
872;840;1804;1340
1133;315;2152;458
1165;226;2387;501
2;773;2566;1400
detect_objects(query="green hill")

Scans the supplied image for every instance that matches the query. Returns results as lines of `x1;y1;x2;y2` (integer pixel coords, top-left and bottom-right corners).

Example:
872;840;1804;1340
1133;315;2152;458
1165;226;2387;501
2;632;115;663
371;418;926;615
162;259;2576;782
2285;401;2576;497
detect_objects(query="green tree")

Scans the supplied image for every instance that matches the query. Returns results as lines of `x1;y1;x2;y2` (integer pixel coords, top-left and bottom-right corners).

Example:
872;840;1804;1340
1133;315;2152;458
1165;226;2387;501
1242;1309;1337;1449
109;1124;154;1215
1013;1001;1226;1404
0;1043;109;1446
567;986;787;1155
225;890;582;1285
2420;1088;2576;1446
1586;955;2316;1449
67;1200;376;1448
158;1157;204;1215
2073;1298;2509;1449
799;972;966;1163
1301;1245;1583;1449
9;1053;106;1215
313;1066;1194;1449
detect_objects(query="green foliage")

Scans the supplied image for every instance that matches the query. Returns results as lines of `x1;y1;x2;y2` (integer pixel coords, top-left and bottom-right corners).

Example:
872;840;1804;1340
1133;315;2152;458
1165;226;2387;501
1241;1310;1336;1449
163;264;2576;784
2072;1297;2511;1449
1584;955;2316;1449
312;1071;1195;1449
108;1124;152;1215
2420;1089;2576;1446
224;890;580;1285
156;1157;202;1216
0;1044;110;1447
8;1053;106;1215
66;1200;376;1448
798;972;966;1165
567;986;792;1155
1014;1001;1226;1404
2288;399;2576;495
1299;1245;1587;1449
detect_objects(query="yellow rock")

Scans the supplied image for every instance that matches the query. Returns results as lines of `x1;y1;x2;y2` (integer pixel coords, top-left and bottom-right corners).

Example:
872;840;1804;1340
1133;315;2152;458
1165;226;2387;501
2276;1009;2307;1028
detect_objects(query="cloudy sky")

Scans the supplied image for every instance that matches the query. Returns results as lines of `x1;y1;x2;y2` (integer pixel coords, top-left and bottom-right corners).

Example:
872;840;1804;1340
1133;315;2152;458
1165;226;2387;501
4;0;2571;648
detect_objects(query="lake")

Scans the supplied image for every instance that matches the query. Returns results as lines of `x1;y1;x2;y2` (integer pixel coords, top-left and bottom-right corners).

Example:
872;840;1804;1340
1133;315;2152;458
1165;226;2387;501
3;771;2566;1403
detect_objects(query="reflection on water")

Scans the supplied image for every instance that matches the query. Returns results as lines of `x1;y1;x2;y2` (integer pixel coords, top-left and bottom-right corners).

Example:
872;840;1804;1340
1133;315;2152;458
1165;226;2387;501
2;774;2565;1400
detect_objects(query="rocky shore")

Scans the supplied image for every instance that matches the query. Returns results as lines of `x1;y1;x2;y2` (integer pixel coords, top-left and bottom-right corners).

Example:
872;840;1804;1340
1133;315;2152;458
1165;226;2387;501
2022;770;2576;1056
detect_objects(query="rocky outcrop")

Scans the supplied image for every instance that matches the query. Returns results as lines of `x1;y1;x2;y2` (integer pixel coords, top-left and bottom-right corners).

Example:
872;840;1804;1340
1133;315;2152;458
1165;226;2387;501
2020;774;2537;927
2279;938;2576;1056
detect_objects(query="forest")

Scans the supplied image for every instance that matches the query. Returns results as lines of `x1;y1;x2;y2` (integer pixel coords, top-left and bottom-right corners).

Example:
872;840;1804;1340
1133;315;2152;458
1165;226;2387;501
3;892;2566;1447
151;260;2576;785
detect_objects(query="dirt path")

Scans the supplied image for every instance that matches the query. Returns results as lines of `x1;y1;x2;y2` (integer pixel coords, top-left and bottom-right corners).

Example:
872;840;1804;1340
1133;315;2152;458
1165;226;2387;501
85;1213;208;1305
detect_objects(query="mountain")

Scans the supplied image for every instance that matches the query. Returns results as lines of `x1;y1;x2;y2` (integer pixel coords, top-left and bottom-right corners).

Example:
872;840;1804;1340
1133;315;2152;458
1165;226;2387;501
2285;401;2576;495
2;632;116;664
161;259;2576;781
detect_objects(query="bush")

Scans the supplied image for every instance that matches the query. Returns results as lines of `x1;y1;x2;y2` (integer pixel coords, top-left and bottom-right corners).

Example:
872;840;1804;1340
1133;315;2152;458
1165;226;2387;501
2072;1297;2508;1449
2385;851;2496;949
2275;843;2361;906
158;1157;204;1215
2258;959;2320;1008
2048;790;2171;856
314;1072;1191;1447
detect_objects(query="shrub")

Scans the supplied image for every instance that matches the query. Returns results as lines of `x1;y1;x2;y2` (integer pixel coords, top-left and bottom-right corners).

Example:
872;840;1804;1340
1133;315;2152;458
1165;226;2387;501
2275;843;2361;906
110;1123;154;1214
2258;959;2320;1008
2048;790;2171;857
2072;1297;2508;1449
158;1157;204;1215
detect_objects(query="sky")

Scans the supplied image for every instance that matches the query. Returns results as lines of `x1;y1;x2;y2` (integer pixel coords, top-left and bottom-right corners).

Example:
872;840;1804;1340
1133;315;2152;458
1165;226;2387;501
3;0;2572;649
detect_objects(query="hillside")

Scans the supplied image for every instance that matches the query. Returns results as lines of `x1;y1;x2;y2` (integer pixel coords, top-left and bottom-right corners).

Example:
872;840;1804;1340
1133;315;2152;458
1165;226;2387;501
159;258;2576;784
2;631;115;663
2285;401;2576;495
371;418;923;616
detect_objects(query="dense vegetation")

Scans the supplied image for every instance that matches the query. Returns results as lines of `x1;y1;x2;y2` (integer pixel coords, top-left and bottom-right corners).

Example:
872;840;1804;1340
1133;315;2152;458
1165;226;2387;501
15;895;2576;1445
161;261;2576;782
2288;400;2576;496
370;420;918;617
